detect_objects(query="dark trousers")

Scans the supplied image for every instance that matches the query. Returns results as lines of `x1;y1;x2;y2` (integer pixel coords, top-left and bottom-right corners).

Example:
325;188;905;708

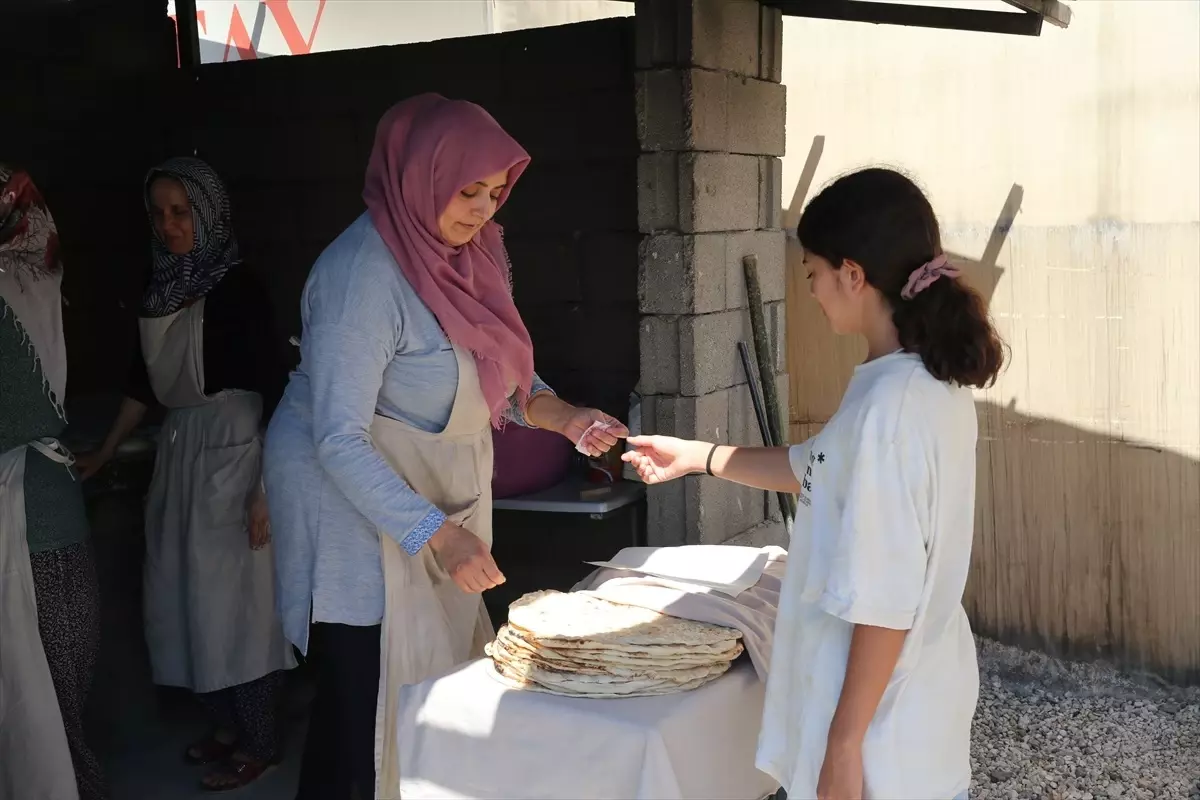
197;670;286;760
30;542;108;800
295;622;382;800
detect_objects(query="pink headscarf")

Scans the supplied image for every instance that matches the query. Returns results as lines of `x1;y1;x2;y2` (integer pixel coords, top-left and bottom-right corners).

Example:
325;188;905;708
364;94;535;428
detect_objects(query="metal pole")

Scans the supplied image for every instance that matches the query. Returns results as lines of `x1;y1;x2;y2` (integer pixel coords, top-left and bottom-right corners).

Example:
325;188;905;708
175;0;201;70
739;342;795;528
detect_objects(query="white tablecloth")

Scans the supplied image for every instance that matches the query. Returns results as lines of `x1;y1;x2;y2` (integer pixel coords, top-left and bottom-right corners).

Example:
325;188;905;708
394;658;780;800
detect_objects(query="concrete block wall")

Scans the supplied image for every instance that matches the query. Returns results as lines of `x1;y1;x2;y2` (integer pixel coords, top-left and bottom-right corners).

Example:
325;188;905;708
635;0;788;546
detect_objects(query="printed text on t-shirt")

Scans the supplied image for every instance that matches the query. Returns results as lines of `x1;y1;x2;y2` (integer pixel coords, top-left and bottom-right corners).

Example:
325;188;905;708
799;449;824;507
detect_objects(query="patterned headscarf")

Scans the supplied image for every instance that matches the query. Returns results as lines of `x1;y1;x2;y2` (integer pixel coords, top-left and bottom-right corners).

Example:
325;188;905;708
0;164;62;285
142;157;240;317
0;163;68;414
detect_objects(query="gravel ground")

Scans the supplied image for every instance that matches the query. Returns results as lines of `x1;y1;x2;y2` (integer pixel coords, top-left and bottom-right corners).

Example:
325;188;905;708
972;638;1200;800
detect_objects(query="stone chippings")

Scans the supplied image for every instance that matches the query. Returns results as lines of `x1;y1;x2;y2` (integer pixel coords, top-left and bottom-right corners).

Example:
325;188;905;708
971;637;1200;800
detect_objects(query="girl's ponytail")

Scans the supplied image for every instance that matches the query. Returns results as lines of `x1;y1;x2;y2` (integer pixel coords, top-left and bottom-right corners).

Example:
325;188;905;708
797;167;1006;389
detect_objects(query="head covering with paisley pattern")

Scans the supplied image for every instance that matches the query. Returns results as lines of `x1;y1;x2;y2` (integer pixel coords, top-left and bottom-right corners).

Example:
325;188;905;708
142;157;240;317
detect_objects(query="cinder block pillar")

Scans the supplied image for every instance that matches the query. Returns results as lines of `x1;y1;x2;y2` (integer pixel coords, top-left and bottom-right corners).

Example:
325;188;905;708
634;0;788;547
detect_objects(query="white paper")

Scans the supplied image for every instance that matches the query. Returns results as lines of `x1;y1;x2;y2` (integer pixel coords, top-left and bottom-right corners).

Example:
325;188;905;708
584;545;770;598
575;420;615;455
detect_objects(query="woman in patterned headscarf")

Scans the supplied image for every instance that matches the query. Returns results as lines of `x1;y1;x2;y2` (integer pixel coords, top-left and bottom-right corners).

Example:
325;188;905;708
79;158;296;792
0;163;107;800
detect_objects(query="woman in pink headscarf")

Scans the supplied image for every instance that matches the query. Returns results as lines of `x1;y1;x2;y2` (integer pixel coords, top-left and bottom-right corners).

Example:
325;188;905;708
264;94;626;798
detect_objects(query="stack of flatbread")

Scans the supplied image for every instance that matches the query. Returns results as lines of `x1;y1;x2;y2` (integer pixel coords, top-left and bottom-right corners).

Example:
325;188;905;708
485;590;743;698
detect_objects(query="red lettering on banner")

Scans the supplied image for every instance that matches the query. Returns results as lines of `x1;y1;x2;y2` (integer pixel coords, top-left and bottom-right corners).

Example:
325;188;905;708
223;6;259;62
264;0;327;56
175;2;328;64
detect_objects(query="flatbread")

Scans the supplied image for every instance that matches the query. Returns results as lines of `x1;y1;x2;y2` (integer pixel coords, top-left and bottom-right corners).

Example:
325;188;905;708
506;590;741;649
517;635;742;656
489;658;731;699
494;625;742;668
494;649;726;687
488;632;743;680
487;590;743;698
489;625;743;675
494;643;739;675
490;654;719;691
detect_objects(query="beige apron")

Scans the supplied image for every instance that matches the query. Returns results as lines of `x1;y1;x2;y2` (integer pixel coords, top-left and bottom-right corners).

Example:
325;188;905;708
0;439;80;800
140;300;296;693
372;345;497;800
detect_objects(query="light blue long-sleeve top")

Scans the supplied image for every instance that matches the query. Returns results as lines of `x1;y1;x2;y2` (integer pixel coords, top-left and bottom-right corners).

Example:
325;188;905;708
264;213;551;654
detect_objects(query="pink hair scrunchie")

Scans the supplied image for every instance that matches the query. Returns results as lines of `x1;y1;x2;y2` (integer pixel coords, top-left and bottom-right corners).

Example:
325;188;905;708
900;253;961;300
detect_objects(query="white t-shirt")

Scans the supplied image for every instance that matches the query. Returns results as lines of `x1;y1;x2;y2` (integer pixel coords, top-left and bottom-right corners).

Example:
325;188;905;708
755;351;980;800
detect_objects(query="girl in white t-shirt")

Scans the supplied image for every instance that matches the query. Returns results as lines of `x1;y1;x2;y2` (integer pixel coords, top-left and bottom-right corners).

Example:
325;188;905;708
623;168;1006;800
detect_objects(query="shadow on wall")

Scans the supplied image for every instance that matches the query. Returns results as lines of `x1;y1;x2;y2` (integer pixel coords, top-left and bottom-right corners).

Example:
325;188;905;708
787;179;1200;684
198;37;276;64
958;186;1199;685
969;396;1200;687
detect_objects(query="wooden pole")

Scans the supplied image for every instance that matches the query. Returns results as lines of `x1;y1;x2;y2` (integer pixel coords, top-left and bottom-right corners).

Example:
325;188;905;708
742;254;797;523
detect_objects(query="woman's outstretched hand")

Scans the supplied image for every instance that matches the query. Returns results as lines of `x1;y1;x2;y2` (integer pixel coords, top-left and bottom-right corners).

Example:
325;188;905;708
621;436;709;485
561;407;628;457
525;393;628;457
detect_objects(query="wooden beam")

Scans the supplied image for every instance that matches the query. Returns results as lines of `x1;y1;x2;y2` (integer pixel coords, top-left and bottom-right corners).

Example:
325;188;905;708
1002;0;1072;29
766;0;1044;37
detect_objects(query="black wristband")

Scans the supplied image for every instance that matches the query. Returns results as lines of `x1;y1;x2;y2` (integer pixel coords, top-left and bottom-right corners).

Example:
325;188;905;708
705;443;720;476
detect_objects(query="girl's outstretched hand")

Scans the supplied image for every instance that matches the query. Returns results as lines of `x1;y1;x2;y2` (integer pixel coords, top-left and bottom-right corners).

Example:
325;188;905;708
621;436;709;485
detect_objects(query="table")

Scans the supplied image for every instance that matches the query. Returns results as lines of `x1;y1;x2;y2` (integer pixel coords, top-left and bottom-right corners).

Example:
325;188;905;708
493;477;645;518
393;659;780;800
493;477;646;547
